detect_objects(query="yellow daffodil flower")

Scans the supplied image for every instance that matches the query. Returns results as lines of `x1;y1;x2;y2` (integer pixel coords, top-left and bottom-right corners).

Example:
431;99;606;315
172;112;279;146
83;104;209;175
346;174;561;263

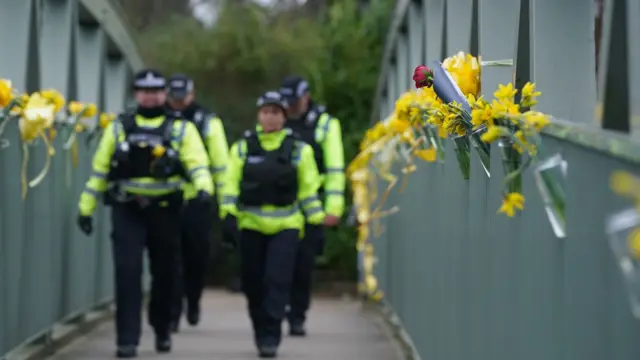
20;92;55;142
40;89;65;112
152;144;166;157
74;123;85;133
610;171;640;198
498;192;525;217
628;229;640;260
99;112;116;128
520;81;541;108
442;52;481;97
388;116;410;133
523;111;550;131
83;103;97;118
494;82;517;102
479;125;506;143
513;130;536;155
0;79;14;108
413;147;437;162
67;101;84;114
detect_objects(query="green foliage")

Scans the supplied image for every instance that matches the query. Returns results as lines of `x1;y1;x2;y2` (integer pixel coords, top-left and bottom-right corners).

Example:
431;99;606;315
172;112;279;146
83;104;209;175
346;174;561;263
133;0;394;280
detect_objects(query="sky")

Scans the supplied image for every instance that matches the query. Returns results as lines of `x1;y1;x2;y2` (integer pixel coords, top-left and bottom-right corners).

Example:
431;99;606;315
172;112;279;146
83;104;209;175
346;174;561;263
190;0;308;26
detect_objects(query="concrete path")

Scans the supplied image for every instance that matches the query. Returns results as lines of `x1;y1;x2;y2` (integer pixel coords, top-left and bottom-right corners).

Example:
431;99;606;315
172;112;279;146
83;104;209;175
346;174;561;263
48;291;400;359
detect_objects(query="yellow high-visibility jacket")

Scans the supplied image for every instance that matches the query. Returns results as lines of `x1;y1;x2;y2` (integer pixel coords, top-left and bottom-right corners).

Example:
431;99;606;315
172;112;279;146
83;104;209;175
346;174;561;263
78;114;213;216
287;110;345;217
182;115;229;202
220;127;325;236
316;113;345;217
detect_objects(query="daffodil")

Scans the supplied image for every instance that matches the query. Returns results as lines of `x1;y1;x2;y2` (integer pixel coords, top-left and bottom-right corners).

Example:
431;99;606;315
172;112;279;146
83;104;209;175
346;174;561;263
74;123;85;133
99;112;116;128
413;147;437;162
152;144;166;157
20;92;55;141
520;82;541;108
480;125;507;143
67;101;84;114
491;99;520;117
40;89;65;112
394;91;417;122
494;82;517;102
83;103;97;118
388;116;410;133
610;171;640;198
442;52;481;97
498;192;525;217
0;79;14;108
513;130;536;155
523;111;550;131
628;229;640;260
19;92;57;199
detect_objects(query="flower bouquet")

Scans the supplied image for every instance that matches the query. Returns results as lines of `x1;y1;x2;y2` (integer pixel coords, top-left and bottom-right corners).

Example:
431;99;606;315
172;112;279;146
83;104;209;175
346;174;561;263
412;52;514;179
414;62;487;179
469;81;567;231
0;81;68;198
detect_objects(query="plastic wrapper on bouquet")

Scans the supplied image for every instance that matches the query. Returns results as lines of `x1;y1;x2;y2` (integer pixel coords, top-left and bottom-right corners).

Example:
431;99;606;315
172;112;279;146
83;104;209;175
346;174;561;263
606;208;640;319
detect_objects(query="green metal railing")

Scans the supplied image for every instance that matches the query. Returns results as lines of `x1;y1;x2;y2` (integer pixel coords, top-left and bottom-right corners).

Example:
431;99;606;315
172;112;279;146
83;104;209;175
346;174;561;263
373;128;640;359
0;0;139;357
0;131;111;357
369;0;640;359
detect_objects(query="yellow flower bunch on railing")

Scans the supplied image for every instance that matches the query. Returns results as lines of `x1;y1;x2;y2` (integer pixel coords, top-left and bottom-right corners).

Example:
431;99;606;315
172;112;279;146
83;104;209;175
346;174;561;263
0;78;115;198
463;82;552;216
349;50;570;250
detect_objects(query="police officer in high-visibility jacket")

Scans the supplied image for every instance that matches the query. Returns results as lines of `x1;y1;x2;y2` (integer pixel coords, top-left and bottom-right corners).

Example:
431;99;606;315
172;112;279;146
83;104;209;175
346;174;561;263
165;74;229;332
220;91;326;358
279;75;345;336
76;69;213;358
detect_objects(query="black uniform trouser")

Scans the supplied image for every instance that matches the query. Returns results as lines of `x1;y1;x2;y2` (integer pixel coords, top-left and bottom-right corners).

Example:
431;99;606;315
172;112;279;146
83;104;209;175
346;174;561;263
171;199;212;322
111;202;181;347
287;224;324;325
240;229;299;347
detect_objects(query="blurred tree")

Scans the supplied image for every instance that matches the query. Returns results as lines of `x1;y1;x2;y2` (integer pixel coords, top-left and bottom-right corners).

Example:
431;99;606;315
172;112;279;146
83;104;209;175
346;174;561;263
123;0;394;279
114;0;191;30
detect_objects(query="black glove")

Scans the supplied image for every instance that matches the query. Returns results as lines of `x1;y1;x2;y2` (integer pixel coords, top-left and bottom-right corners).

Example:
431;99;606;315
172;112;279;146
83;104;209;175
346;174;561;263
77;215;93;236
222;215;239;249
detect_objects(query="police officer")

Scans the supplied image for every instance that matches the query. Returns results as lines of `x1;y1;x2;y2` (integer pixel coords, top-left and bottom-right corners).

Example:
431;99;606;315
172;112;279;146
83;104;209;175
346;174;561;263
279;75;345;336
76;69;213;358
165;74;229;332
220;91;326;358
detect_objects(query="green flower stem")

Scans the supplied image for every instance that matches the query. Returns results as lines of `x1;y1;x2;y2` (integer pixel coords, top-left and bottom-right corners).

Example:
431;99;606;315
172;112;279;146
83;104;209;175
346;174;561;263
453;136;471;179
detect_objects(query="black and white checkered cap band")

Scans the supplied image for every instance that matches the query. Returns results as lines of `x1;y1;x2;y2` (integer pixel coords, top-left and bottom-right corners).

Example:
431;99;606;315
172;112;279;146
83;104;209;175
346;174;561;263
279;80;308;98
134;73;166;89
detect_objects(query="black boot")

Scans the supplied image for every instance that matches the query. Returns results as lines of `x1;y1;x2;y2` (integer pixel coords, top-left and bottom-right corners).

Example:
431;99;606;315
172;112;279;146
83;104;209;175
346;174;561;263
258;345;278;358
115;345;137;358
187;303;200;326
170;320;180;333
155;333;172;353
289;322;306;337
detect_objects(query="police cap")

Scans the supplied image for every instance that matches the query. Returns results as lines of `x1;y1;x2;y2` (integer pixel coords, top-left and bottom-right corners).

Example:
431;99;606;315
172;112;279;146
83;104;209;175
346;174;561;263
132;69;166;90
279;75;309;103
167;73;194;100
257;91;287;110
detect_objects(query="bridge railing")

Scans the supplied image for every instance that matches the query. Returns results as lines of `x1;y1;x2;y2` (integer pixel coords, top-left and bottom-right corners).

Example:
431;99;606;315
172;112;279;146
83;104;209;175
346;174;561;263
368;0;640;359
0;0;140;357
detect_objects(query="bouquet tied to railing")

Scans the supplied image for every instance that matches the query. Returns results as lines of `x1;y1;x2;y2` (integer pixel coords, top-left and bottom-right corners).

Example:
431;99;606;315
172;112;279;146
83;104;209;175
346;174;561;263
413;52;515;179
0;78;116;198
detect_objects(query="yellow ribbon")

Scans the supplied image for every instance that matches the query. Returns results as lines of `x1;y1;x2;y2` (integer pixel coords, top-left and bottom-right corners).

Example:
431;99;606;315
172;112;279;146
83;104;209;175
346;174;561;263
20;130;56;199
